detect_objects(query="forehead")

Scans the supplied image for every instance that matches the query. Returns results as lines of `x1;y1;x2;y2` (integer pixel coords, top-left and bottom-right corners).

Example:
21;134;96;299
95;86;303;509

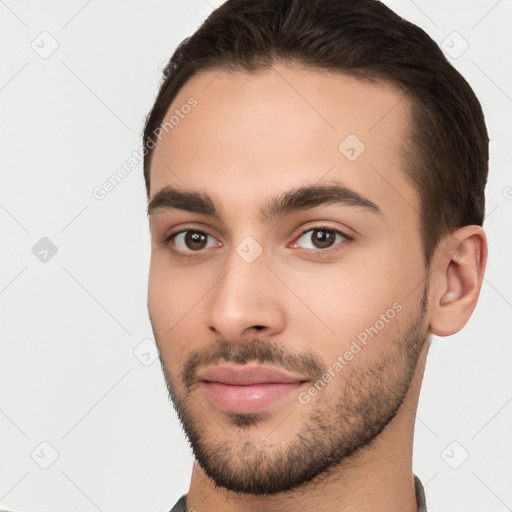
149;64;419;222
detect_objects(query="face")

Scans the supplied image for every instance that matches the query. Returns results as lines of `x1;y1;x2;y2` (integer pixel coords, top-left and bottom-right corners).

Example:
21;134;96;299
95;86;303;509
147;65;430;494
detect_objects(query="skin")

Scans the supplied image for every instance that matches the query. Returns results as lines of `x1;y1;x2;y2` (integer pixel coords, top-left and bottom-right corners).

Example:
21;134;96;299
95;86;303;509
147;64;487;512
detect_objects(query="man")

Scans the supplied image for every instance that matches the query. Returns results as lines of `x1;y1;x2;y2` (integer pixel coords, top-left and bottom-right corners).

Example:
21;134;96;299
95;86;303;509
143;0;488;510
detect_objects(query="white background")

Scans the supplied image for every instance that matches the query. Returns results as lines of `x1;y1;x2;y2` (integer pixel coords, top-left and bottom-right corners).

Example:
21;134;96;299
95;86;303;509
1;1;511;511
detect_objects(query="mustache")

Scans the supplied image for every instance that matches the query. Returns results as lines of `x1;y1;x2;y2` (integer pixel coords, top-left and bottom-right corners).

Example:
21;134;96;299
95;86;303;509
181;339;325;389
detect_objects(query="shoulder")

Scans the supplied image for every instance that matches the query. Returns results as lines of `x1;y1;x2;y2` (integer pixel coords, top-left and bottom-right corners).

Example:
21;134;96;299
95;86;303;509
169;494;188;512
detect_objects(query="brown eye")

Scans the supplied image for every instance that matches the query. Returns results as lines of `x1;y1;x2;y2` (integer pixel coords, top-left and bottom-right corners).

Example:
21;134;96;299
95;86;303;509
171;230;218;252
184;231;208;250
310;229;336;249
294;227;348;250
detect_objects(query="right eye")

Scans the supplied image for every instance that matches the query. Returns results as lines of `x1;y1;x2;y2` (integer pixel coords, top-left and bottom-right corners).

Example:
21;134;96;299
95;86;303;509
165;230;221;257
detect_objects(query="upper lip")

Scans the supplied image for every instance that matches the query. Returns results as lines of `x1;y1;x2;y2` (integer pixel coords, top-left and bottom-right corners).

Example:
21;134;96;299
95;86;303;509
197;364;309;385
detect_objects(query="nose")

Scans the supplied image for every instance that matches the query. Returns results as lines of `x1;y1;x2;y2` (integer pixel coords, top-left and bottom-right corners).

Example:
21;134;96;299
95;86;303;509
206;248;287;343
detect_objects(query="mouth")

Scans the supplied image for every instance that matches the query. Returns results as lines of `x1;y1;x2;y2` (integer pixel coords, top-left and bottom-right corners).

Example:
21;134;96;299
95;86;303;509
197;363;310;414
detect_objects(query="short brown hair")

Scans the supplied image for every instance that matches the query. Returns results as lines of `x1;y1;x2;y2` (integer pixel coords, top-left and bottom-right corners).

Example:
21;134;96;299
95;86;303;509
143;0;489;265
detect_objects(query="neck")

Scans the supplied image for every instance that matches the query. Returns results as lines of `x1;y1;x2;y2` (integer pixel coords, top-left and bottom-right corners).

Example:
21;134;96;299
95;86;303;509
186;339;430;512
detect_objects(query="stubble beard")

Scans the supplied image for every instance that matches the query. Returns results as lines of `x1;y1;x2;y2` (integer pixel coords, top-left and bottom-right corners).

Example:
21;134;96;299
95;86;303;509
155;288;428;495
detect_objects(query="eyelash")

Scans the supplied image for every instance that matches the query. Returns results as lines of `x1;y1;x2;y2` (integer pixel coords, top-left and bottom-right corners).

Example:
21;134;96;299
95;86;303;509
162;225;353;259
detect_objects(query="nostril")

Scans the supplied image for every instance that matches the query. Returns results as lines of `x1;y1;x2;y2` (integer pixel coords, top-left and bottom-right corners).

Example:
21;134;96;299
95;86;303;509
252;325;265;331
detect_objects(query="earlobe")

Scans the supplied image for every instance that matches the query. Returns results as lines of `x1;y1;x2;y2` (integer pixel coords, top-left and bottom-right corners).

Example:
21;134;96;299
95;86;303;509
429;226;487;337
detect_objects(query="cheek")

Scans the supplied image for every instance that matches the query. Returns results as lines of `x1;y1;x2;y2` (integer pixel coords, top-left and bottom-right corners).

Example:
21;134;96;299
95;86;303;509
283;253;416;347
148;255;219;366
148;256;197;351
148;253;205;322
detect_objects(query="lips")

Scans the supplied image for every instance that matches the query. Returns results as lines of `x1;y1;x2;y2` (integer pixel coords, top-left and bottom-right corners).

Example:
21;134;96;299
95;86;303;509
198;364;308;385
197;364;309;414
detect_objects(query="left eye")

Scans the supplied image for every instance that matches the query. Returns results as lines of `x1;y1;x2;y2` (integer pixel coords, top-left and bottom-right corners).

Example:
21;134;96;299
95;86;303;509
293;228;348;250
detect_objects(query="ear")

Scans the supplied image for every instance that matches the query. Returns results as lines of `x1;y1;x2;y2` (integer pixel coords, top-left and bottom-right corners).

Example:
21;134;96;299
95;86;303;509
428;225;488;337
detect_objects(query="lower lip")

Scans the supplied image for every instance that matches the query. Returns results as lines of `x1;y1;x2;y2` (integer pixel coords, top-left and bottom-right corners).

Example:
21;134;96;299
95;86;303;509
201;381;306;414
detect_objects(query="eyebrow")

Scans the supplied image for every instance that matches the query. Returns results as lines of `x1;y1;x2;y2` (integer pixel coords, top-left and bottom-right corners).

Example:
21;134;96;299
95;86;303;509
147;183;382;220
